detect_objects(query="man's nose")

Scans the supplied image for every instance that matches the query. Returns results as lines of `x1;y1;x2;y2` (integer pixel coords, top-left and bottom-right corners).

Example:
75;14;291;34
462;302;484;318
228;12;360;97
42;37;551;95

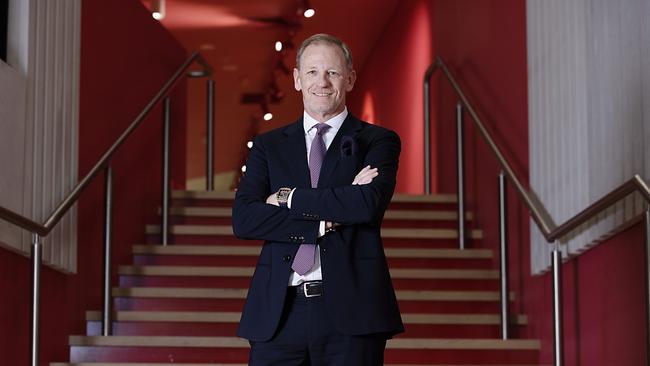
316;73;331;86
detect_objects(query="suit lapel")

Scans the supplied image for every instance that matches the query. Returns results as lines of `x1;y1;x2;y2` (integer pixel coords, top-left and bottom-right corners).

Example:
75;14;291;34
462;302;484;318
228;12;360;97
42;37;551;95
318;114;363;188
281;119;311;188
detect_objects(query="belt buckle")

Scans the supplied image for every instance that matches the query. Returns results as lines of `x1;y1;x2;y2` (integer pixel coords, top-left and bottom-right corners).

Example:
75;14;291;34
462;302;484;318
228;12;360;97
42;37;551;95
302;281;322;298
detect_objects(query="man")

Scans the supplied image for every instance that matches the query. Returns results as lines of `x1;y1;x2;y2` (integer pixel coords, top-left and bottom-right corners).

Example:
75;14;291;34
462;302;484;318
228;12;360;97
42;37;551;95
232;33;403;365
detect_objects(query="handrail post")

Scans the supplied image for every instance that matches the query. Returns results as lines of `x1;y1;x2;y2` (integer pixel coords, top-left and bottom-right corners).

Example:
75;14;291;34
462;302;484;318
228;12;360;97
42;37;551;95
456;102;466;250
206;79;215;191
645;205;650;366
552;241;564;366
499;171;509;339
30;233;42;366
102;165;113;336
162;97;171;246
423;66;433;195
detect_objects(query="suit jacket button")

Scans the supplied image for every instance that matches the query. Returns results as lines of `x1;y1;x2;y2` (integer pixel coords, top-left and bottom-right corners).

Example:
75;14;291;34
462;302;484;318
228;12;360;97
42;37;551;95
321;248;327;253
283;255;292;262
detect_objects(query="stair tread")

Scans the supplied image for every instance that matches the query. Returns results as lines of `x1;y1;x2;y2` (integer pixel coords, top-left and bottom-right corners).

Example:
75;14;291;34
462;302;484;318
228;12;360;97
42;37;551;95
118;265;498;279
132;245;492;259
68;335;540;350
58;191;539;364
165;206;474;221
171;190;458;203
52;364;546;366
145;224;483;239
112;287;515;301
86;310;527;325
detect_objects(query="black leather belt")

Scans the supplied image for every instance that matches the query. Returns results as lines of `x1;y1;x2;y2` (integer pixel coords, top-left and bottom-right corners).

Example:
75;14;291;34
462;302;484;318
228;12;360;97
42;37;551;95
289;280;323;298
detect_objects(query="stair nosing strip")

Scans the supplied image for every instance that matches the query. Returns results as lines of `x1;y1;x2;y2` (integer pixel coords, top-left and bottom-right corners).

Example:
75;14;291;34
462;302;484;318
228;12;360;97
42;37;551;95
117;265;498;279
68;335;539;350
85;310;527;325
132;245;492;259
144;225;483;239
111;287;514;301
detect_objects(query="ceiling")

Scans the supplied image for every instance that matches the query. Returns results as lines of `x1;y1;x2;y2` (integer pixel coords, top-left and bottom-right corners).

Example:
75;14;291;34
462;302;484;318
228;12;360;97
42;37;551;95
140;0;400;179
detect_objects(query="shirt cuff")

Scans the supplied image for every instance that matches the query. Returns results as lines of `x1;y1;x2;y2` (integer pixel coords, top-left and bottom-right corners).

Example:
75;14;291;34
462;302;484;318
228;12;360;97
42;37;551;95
287;188;295;209
318;221;325;237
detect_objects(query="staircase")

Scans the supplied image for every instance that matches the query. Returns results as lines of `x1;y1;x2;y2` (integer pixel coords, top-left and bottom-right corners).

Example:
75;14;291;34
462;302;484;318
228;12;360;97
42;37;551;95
51;190;542;365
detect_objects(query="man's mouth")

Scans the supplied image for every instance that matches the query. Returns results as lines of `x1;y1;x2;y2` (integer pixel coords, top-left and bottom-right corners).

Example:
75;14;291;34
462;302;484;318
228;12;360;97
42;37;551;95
312;91;333;97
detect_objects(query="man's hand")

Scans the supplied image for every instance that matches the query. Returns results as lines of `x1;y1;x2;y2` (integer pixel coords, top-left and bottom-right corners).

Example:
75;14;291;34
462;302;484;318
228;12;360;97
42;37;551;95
352;165;379;185
324;166;379;230
267;166;380;232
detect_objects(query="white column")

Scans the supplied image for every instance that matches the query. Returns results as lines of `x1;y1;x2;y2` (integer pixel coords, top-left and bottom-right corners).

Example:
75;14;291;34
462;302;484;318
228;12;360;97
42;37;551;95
527;0;650;274
0;0;80;273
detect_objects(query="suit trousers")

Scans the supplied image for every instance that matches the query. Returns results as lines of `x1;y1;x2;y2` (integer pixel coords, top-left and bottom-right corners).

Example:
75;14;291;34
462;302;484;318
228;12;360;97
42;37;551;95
248;286;387;366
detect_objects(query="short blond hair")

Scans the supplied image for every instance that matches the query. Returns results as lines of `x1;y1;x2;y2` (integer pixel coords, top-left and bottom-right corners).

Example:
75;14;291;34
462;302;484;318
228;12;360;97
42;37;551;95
295;33;353;71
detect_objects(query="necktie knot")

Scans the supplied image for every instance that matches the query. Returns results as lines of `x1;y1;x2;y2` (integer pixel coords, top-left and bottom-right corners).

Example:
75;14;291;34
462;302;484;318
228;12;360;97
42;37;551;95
313;123;331;136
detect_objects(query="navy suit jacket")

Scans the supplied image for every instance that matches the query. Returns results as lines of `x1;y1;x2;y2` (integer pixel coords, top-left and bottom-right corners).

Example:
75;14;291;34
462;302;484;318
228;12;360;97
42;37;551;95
232;113;404;342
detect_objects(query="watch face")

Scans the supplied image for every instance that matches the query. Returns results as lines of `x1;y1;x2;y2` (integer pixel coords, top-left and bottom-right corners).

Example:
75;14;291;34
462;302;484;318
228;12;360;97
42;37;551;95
278;188;291;204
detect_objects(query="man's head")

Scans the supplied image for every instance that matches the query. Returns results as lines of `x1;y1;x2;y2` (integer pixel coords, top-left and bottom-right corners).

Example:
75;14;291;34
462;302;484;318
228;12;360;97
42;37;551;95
293;34;357;122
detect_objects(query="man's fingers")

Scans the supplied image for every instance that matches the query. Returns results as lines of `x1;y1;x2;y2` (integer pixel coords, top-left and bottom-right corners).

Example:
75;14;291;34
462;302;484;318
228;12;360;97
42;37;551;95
352;168;379;185
353;168;378;183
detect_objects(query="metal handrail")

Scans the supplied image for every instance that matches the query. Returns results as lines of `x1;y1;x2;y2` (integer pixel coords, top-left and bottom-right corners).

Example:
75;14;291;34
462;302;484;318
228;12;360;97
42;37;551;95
428;56;650;239
0;51;210;236
0;51;212;366
426;56;650;366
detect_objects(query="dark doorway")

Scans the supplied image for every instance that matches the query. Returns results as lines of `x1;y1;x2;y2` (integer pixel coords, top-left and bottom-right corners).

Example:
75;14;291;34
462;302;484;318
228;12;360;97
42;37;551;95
0;0;8;61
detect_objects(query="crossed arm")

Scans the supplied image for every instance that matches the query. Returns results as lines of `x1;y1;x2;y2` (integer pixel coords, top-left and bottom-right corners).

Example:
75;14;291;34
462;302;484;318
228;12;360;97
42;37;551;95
232;129;400;244
265;165;379;231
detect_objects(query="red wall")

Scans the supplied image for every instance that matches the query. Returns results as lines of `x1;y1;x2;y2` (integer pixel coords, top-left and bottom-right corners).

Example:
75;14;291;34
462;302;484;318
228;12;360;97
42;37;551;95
348;0;434;194
351;0;647;364
527;223;647;365
0;1;187;364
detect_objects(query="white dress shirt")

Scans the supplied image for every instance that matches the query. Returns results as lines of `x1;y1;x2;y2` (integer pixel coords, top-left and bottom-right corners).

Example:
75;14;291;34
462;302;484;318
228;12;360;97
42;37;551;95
287;108;348;286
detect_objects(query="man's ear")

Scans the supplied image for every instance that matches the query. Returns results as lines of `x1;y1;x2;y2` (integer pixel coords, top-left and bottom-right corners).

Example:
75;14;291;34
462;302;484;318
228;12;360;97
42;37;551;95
346;70;357;92
293;68;302;91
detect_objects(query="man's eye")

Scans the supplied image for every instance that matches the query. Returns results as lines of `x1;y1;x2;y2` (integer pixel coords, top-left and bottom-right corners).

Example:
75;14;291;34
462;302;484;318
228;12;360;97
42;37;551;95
306;70;317;75
328;71;340;76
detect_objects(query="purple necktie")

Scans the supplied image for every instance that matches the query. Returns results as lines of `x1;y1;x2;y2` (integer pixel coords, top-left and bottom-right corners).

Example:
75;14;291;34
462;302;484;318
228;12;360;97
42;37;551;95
291;123;331;275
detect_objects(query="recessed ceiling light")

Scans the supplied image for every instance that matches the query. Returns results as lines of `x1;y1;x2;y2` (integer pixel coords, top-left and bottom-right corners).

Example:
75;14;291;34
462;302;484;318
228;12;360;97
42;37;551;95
151;0;165;20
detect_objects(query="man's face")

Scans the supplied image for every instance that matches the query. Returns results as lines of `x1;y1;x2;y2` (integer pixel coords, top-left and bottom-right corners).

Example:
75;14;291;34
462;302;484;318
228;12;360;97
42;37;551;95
293;42;356;122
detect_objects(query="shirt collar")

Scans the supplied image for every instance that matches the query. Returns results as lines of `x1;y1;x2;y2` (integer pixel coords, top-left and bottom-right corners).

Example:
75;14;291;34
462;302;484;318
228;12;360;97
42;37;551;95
303;107;348;134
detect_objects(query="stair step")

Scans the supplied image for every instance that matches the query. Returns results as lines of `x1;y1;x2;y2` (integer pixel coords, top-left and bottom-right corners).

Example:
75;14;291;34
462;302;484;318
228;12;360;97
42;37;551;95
131;244;493;268
132;245;491;259
114;287;515;300
67;334;540;350
164;207;474;228
52;364;547;366
144;225;483;240
112;287;514;313
118;278;498;291
166;207;473;220
52;364;249;366
67;336;539;363
86;310;527;326
118;265;498;279
171;191;458;203
170;191;460;211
